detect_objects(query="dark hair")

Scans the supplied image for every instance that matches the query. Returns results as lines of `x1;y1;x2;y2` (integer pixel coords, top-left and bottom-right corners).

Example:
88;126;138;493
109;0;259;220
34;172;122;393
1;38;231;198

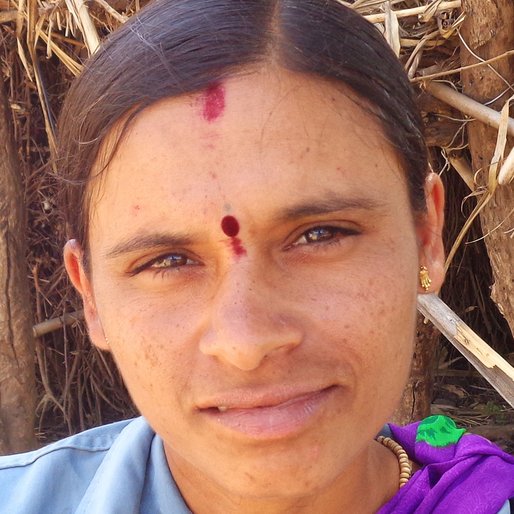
57;0;428;256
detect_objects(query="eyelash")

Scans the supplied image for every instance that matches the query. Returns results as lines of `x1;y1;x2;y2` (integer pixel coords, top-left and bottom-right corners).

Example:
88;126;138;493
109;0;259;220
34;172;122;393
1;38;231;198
130;253;196;276
291;225;360;248
131;225;359;276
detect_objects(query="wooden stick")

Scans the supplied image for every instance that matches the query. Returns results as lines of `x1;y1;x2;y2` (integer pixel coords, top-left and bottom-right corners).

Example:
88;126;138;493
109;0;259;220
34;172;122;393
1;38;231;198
447;153;475;190
425;81;514;138
412;50;514;83
417;294;514;409
33;310;84;338
0;10;17;23
363;1;461;24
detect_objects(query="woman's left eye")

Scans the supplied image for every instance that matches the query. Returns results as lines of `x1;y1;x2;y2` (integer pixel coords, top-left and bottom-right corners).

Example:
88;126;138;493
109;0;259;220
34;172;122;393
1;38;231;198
292;226;359;246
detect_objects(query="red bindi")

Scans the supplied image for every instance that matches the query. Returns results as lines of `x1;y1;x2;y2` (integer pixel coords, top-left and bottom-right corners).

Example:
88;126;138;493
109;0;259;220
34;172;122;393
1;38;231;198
202;83;225;122
221;215;240;237
220;215;246;257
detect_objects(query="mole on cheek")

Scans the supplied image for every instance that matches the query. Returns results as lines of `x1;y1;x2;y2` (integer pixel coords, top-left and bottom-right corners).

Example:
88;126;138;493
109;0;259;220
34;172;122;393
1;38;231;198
202;83;225;122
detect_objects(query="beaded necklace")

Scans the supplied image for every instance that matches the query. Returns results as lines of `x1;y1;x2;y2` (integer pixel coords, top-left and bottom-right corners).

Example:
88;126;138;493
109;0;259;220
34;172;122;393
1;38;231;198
376;435;413;488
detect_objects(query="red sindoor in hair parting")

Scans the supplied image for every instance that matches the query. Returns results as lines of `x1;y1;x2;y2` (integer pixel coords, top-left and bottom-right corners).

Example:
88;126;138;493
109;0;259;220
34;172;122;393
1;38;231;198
202;83;225;122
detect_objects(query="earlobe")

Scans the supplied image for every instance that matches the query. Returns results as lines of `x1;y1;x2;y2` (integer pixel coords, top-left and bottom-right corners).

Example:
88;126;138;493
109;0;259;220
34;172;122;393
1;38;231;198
63;240;109;351
417;173;446;293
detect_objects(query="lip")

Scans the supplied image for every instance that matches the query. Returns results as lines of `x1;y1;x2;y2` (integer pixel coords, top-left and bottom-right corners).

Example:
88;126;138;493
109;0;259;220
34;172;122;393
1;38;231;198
198;385;339;439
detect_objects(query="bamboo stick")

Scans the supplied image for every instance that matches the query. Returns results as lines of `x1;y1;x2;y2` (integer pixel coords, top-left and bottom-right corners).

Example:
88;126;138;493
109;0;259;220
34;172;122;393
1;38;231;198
417;294;514;409
425;81;514;138
33;310;84;338
363;0;461;24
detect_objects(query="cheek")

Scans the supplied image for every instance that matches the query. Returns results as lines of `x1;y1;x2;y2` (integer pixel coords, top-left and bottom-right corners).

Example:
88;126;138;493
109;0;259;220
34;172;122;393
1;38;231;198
99;300;196;404
298;255;417;381
298;248;417;327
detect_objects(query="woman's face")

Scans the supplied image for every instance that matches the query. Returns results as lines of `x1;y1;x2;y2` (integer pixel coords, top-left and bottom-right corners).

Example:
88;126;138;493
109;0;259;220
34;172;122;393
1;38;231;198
66;69;444;502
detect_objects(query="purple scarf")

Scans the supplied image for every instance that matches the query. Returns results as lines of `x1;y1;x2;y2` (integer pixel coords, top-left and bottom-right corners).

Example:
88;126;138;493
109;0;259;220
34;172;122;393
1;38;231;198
378;416;514;513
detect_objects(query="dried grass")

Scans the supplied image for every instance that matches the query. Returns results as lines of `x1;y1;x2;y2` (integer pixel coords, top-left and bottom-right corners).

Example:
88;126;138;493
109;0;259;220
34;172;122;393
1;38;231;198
1;0;512;440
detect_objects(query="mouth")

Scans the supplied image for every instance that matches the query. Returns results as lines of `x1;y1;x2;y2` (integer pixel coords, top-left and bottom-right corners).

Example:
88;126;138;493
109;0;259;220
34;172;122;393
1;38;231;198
199;385;339;439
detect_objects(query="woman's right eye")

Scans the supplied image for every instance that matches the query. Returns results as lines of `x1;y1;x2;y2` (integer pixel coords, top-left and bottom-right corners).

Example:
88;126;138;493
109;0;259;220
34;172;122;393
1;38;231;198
150;254;191;269
131;253;195;276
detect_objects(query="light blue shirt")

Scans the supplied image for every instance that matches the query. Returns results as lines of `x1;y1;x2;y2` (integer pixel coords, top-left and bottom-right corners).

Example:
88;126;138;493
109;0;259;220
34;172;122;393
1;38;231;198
0;417;510;513
0;417;190;513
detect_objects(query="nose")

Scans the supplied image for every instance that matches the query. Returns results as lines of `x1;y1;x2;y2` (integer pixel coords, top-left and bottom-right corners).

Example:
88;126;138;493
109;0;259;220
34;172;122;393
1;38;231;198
199;266;303;371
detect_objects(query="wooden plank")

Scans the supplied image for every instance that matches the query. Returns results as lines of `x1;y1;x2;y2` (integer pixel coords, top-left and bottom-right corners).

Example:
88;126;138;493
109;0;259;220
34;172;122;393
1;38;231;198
417;294;514;409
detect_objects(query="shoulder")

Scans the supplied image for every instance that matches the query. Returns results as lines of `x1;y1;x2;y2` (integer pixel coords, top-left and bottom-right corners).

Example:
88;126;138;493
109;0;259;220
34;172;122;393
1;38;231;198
0;417;150;514
0;418;132;470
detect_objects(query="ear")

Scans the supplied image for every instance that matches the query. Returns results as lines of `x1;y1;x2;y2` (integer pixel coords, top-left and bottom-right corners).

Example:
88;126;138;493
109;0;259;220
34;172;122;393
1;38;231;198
416;173;445;293
63;240;110;351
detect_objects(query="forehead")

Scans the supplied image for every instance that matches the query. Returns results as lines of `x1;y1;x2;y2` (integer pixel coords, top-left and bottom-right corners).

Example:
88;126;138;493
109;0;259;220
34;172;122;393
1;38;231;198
88;68;406;234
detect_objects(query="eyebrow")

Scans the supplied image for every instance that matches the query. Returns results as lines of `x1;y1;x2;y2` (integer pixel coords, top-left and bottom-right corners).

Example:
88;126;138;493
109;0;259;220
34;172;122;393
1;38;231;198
275;193;386;222
104;195;385;259
104;232;195;259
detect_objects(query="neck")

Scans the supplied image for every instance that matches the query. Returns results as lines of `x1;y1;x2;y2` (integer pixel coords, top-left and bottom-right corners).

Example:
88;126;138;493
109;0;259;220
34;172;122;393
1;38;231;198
165;440;400;514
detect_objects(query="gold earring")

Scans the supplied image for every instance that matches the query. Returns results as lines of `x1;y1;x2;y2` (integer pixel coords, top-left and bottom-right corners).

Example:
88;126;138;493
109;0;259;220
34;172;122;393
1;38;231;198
419;266;432;292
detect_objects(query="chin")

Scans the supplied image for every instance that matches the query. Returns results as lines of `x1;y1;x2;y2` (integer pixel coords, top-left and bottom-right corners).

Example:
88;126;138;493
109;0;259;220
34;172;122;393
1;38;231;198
213;437;346;498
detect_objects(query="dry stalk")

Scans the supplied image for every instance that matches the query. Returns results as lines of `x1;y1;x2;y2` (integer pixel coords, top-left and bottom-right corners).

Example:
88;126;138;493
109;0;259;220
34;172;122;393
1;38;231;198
405;30;440;78
498;146;514;186
412;49;514;83
38;30;82;76
348;0;403;9
363;0;461;23
383;2;400;57
64;0;100;54
486;95;514;191
35;341;67;419
444;95;514;271
93;0;128;24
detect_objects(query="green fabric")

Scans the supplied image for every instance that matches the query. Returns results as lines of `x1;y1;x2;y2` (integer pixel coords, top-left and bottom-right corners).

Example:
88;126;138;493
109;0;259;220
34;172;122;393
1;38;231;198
415;415;466;448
